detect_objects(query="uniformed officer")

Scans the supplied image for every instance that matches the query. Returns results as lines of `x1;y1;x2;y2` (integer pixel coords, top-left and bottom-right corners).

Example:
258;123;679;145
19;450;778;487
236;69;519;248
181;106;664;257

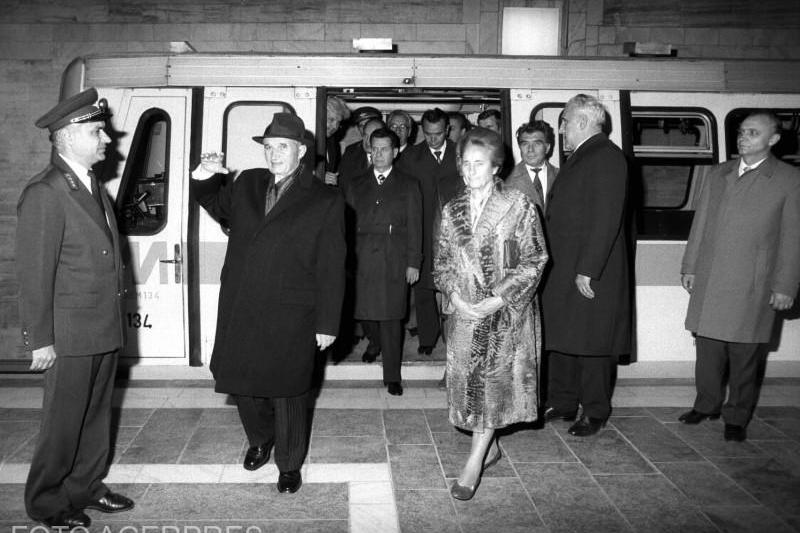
17;88;134;529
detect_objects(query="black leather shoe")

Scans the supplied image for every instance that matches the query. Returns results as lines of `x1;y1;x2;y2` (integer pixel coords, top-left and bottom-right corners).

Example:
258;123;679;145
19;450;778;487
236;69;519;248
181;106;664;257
544;406;577;422
568;416;606;437
277;470;302;493
244;441;273;471
41;509;91;528
85;491;134;513
724;423;747;442
678;409;721;425
417;345;433;355
387;382;403;396
362;350;379;363
408;327;418;337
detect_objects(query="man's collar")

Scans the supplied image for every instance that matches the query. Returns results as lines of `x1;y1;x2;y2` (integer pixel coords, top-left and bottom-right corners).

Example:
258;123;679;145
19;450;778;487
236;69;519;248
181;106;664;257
428;142;447;156
59;153;90;178
374;166;392;178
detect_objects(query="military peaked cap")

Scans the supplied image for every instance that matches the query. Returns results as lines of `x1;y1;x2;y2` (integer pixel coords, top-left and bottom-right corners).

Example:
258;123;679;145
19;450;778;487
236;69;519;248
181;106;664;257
35;87;109;133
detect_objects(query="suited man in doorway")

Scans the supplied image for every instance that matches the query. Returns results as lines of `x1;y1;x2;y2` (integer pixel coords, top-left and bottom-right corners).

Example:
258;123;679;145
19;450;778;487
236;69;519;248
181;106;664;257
506;120;559;212
18;88;134;529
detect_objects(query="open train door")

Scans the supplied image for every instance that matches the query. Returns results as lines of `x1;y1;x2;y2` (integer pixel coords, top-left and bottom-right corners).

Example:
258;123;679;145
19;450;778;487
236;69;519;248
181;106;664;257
98;88;194;363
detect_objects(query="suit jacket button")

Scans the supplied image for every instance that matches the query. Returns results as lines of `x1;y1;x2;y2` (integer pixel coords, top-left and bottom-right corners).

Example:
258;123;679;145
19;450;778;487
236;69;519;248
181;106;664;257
101;249;109;255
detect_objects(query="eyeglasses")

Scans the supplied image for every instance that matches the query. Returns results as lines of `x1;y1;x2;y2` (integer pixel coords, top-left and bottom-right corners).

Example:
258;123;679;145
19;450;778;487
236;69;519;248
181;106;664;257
389;123;410;131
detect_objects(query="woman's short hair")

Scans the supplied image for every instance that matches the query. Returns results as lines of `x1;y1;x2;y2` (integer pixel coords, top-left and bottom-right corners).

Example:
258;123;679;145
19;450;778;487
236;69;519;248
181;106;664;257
457;126;505;169
326;96;351;122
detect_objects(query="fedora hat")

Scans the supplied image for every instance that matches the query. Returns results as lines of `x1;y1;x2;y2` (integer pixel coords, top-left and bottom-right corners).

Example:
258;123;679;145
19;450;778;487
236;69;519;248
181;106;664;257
252;112;306;144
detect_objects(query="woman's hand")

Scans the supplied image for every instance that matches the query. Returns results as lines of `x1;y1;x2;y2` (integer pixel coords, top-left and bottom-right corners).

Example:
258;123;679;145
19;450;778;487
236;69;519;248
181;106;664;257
451;293;482;320
472;296;505;317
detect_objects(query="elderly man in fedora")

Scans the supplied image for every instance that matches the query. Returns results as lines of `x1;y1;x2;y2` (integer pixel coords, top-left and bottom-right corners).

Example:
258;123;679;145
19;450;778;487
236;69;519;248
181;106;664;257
17;87;134;529
192;112;346;494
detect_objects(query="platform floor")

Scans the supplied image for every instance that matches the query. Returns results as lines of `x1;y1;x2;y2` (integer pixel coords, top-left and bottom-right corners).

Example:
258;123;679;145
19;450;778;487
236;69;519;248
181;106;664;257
1;377;799;533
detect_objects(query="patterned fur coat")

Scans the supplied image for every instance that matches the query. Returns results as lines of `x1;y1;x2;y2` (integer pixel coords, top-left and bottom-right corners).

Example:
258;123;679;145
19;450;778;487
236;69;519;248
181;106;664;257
434;182;549;431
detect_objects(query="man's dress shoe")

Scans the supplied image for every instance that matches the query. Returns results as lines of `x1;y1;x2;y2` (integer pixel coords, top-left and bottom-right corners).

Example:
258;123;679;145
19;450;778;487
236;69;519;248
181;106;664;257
567;416;606;437
408;327;418;337
724;423;747;442
85;491;134;513
678;409;721;425
543;406;577;422
387;382;403;396
243;441;273;471
41;509;91;528
362;350;379;363
417;345;433;355
277;470;302;493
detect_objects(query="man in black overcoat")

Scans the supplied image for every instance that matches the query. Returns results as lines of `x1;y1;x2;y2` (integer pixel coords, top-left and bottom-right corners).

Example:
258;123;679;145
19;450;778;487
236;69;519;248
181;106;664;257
541;94;632;437
346;128;423;396
191;113;346;494
17;88;134;528
397;108;463;354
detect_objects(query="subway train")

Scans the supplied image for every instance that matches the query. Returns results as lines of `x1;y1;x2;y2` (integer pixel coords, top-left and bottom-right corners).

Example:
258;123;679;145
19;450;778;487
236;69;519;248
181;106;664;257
49;52;800;377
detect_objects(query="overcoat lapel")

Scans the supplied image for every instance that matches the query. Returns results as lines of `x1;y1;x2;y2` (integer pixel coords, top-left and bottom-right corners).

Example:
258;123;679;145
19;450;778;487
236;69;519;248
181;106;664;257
52;155;112;242
259;166;311;229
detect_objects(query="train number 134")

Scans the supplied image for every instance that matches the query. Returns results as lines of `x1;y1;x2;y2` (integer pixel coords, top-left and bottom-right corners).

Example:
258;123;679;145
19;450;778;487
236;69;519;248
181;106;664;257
126;312;153;329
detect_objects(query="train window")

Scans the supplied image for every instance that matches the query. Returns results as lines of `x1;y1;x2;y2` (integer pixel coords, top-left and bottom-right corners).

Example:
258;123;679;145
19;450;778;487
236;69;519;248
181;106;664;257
725;109;800;167
631;109;717;240
117;108;170;236
223;102;294;173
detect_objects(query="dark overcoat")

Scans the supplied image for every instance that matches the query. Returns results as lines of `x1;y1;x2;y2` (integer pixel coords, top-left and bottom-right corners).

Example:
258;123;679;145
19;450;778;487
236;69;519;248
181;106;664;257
192;165;346;397
338;142;370;192
346;168;423;320
16;154;125;356
434;184;548;431
683;156;800;343
397;140;463;289
541;133;632;356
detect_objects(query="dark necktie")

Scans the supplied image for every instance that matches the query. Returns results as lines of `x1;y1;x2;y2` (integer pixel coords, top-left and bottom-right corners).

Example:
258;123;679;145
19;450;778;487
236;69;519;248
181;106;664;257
88;170;105;216
264;183;278;216
434;150;442;164
531;167;544;203
377;174;386;185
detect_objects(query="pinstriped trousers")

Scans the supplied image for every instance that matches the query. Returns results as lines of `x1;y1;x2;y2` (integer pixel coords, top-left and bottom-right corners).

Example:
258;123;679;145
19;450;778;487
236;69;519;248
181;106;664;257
236;393;308;472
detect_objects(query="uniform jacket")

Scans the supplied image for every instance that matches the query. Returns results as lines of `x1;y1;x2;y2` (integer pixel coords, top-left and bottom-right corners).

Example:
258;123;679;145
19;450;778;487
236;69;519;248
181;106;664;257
434;183;548;430
397;139;463;289
683;156;800;343
541;133;633;356
505;160;559;211
16;154;125;356
337;142;370;193
192;164;346;397
346;167;423;320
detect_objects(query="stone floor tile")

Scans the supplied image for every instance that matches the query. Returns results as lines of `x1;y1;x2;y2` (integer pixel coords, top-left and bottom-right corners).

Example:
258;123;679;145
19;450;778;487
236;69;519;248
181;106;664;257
118;408;203;464
109;426;142;463
755;406;800;419
198;407;242;427
656;461;758;506
746;417;793;440
0;409;40;422
667;421;765;458
516;463;631;533
753;440;800;476
388;444;446;490
305;463;389;483
612;416;704;462
500;425;577;463
710;456;800;517
350;503;399;533
0;421;38;464
702;505;795;533
395;489;460;533
431;429;473;453
564;428;655;474
609;407;653;417
424;408;452;432
0;484;27;521
452;477;545;533
129;483;347;520
762;418;800;441
383;409;431;444
646;406;691;422
174;520;347;533
112;407;154;427
349;481;394;504
179;426;247;464
311;408;383;437
438;448;516;479
596;473;718;533
308;436;386;463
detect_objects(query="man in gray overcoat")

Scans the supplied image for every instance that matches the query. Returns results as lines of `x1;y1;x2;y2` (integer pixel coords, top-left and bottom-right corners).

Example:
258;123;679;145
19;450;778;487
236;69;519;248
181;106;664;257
679;111;800;442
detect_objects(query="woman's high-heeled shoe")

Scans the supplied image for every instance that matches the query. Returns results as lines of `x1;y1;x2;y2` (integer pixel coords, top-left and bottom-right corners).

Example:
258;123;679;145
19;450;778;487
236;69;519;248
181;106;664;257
450;479;478;501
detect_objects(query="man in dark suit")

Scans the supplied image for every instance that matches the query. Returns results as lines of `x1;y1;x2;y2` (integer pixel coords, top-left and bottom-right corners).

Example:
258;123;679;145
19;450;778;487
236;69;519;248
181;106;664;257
397;108;462;354
192;113;345;494
541;94;632;437
387;109;415;162
506;120;559;211
679;111;800;442
17;88;134;529
346;128;422;396
338;117;385;192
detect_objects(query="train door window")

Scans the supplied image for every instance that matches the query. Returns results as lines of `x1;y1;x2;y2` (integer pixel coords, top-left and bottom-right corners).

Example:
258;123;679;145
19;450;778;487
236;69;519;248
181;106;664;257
117;109;170;236
223;102;294;173
725;109;800;167
632;110;717;240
